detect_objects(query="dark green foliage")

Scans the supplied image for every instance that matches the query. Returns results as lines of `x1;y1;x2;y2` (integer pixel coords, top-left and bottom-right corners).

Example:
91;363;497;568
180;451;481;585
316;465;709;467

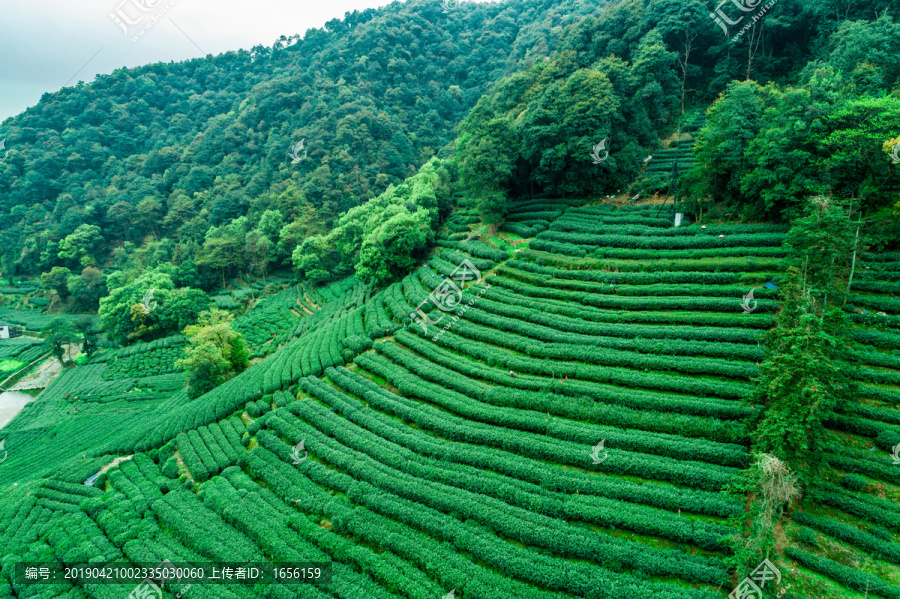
838;473;869;492
747;201;858;483
40;318;78;364
1;0;605;283
748;303;852;481
792;512;900;564
785;546;900;599
688;60;900;221
161;456;179;479
797;527;819;548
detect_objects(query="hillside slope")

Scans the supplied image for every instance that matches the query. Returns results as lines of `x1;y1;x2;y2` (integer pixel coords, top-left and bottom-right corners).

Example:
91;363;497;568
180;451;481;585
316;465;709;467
2;202;899;598
0;0;605;280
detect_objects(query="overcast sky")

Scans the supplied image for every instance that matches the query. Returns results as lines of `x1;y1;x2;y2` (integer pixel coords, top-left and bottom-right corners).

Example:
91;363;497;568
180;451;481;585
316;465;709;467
0;0;491;123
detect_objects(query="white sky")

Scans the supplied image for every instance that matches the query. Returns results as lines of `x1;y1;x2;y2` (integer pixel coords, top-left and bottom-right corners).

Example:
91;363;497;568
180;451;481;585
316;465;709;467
0;0;492;123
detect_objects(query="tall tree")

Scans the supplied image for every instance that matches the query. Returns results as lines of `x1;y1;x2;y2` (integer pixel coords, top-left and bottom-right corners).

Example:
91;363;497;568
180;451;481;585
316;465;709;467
41;266;72;300
41;318;78;366
177;309;249;399
749;198;857;482
58;224;105;268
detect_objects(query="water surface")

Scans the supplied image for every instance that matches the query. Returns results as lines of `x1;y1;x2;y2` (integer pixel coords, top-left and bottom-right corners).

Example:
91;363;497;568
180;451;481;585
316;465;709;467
0;390;34;430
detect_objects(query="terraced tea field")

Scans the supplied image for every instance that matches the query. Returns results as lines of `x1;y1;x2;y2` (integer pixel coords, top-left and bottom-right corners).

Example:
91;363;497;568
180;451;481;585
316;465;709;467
1;204;899;599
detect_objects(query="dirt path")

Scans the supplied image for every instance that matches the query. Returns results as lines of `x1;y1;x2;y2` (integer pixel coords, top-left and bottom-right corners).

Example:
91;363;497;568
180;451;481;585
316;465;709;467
98;454;134;474
10;344;80;391
0;351;50;391
85;454;135;485
11;356;63;390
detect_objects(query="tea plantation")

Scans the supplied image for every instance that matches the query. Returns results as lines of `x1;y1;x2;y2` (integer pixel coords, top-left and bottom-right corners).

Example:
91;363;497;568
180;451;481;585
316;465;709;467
1;204;899;599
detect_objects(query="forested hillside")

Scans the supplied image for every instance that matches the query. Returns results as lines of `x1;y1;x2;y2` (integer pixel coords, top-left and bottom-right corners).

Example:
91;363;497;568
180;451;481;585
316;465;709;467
0;0;602;285
457;0;900;223
1;0;900;597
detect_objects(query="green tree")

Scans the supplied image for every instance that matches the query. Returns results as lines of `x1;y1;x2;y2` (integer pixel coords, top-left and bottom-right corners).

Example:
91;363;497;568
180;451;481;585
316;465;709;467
782;197;857;309
457;105;518;198
0;255;16;286
136;196;165;238
731;199;857;569
99;271;174;343
41;318;78;365
292;235;333;285
748;198;856;481
478;191;507;228
130;287;211;342
644;0;711;115
58;224;104;268
177;309;249;399
257;209;285;244
749;285;851;482
739;87;829;220
163;195;200;233
355;209;432;285
631;29;680;124
41;266;72;299
245;230;272;283
688;81;775;208
98;271;209;344
519;67;621;195
73;315;98;359
821;96;900;212
68;267;107;313
824;14;900;94
197;217;247;288
275;220;308;268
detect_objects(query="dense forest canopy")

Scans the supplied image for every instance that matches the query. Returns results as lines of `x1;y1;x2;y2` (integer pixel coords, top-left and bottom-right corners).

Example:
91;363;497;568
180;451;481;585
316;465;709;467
0;0;603;285
457;0;899;224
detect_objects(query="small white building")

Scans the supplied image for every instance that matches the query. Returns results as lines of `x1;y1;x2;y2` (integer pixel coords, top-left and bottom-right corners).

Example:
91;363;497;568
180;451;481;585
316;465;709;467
0;325;20;339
